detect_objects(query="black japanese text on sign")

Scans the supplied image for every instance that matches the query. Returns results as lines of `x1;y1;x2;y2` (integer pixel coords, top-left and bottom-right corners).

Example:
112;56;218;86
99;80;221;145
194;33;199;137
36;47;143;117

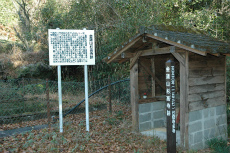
166;59;176;153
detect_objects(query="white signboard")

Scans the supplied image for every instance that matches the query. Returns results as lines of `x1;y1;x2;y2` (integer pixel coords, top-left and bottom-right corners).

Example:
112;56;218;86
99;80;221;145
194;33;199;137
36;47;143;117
48;29;95;65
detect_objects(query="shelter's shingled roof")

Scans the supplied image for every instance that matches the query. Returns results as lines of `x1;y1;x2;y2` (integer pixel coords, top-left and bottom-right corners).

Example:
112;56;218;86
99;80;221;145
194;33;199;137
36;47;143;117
105;25;230;63
142;25;230;54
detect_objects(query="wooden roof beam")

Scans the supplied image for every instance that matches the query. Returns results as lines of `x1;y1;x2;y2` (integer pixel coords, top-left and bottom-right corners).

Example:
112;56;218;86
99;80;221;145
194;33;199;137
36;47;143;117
171;46;185;66
130;51;143;69
146;33;207;56
117;46;191;63
223;53;230;56
124;46;172;58
141;46;171;56
118;58;129;64
107;35;142;64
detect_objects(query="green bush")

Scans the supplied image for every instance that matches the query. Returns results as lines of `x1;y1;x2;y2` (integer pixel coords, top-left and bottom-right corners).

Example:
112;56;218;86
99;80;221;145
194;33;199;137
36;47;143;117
115;110;124;120
206;137;230;153
24;83;45;94
17;62;53;79
106;117;118;125
0;88;22;101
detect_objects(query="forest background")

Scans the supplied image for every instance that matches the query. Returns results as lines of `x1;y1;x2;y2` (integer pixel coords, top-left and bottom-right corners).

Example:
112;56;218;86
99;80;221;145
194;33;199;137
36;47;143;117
0;0;230;83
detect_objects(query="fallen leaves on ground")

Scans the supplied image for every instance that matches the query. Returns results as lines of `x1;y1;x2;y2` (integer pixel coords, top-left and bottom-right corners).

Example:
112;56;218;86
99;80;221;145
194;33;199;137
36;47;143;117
1;118;49;131
0;106;212;153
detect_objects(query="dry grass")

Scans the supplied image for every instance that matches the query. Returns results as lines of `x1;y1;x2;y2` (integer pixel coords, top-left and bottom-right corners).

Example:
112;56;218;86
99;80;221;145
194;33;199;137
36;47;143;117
0;44;48;77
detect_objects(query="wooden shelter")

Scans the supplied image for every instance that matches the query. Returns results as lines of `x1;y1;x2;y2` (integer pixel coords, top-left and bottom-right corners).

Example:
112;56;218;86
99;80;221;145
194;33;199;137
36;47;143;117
104;25;230;150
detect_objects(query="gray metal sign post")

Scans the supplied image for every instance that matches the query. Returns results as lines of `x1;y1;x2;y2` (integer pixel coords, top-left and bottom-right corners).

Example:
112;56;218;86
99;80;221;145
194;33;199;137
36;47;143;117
166;59;176;153
58;65;63;132
84;65;89;131
49;28;95;132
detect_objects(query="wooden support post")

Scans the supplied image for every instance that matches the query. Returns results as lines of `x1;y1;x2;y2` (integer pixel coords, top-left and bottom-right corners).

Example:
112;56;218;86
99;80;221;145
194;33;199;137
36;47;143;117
184;51;189;150
108;76;112;113
129;42;149;69
130;58;139;132
130;51;143;69
151;58;155;97
46;79;51;129
175;51;189;149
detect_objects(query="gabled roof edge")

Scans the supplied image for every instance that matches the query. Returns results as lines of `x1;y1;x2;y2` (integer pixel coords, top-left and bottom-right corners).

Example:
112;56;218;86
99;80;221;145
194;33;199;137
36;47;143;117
106;33;144;64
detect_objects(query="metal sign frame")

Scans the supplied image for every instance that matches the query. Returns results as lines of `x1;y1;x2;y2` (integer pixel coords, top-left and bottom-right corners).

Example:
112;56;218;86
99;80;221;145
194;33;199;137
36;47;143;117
49;28;94;133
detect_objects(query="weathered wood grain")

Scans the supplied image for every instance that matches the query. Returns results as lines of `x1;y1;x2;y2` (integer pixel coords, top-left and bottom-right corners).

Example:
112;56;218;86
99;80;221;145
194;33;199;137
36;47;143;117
189;67;224;78
130;51;143;69
179;51;189;149
189;75;224;86
189;57;225;68
207;59;225;67
189;96;225;111
188;90;225;102
189;68;212;77
212;67;225;76
189;83;225;94
172;52;185;66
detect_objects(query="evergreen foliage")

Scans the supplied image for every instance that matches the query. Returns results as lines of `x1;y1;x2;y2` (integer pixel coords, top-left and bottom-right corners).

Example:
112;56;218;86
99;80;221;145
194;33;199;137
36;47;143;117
1;0;230;80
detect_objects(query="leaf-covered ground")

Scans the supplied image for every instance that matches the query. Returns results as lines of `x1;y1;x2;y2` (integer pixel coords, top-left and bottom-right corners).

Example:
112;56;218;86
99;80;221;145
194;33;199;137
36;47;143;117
0;106;211;153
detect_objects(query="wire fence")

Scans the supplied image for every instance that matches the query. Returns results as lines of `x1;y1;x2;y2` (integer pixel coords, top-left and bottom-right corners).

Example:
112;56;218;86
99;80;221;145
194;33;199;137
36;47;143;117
0;77;130;130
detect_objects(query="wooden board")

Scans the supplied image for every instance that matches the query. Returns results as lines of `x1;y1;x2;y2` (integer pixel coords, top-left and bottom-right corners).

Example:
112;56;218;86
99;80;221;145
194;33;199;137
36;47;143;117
189;75;225;86
188;90;225;102
189;83;225;94
213;67;225;76
188;53;226;113
189;57;225;68
189;96;225;111
189;67;225;78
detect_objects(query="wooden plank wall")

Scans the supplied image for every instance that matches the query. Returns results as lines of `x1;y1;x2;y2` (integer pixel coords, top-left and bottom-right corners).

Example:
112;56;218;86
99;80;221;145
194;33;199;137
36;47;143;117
188;53;226;111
